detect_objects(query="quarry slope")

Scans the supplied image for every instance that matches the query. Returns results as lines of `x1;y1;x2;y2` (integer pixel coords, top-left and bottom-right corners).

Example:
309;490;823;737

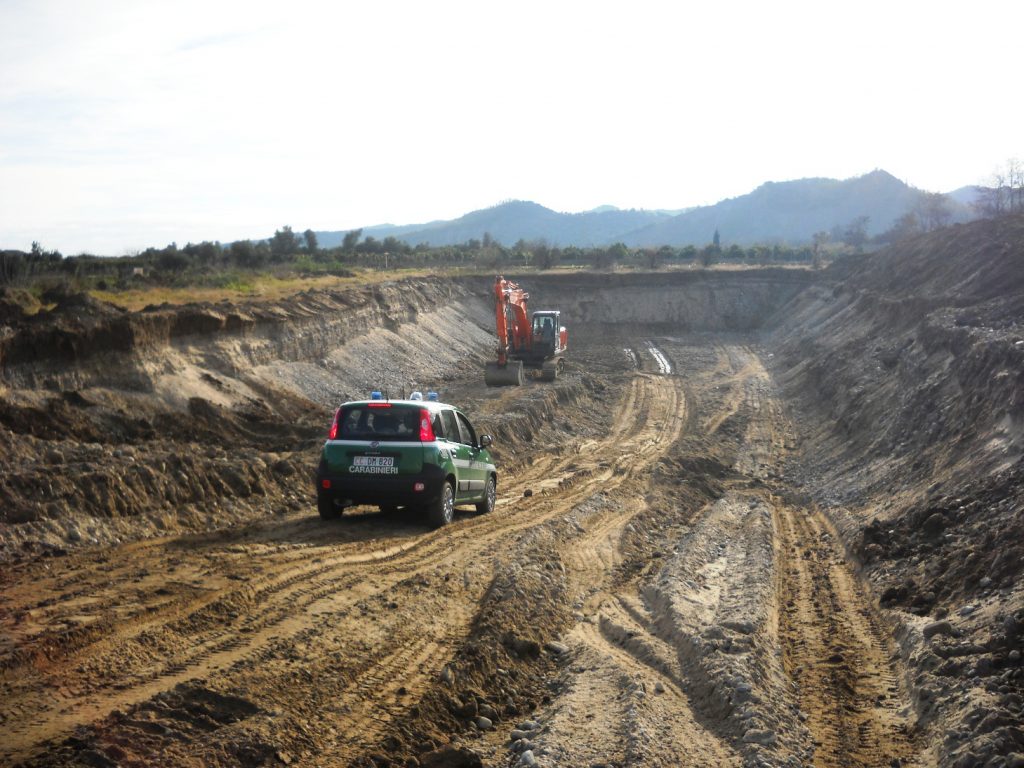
0;225;1022;767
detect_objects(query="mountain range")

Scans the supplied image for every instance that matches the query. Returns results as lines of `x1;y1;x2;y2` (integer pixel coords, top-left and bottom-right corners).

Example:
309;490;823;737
314;170;975;249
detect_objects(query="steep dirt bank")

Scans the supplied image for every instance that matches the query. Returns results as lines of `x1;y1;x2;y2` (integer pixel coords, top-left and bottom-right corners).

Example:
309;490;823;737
504;269;815;331
770;215;1024;766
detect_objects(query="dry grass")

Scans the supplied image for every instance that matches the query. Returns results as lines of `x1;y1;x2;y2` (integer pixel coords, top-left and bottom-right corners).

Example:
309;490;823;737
89;269;437;311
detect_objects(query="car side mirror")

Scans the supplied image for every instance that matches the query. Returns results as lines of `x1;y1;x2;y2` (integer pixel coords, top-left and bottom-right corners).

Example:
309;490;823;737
479;434;493;448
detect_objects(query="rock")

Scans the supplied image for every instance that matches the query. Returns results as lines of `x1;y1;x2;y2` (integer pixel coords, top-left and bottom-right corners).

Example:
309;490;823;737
923;512;946;535
419;745;482;768
504;635;541;659
523;489;533;498
742;728;778;746
979;576;993;588
475;716;493;730
1005;753;1024;768
510;738;533;754
272;459;297;477
544;641;569;655
517;751;537;767
654;681;665;694
518;720;540;731
440;666;454;684
722;619;756;635
276;752;292;765
454;698;478;718
1009;650;1021;663
45;449;64;465
923;620;955;640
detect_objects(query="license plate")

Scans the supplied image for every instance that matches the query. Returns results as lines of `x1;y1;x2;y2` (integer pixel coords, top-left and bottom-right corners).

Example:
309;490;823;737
353;456;394;467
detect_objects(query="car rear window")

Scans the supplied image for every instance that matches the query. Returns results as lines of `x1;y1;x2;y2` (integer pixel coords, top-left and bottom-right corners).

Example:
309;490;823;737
338;405;421;441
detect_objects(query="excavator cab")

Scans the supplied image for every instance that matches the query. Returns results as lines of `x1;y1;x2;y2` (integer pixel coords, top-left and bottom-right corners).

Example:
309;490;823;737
532;311;564;355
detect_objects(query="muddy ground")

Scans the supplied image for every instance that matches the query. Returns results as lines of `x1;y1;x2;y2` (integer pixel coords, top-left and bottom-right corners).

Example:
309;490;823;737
1;217;1022;767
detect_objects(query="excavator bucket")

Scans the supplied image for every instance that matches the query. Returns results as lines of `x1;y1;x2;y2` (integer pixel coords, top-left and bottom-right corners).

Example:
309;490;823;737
484;360;524;387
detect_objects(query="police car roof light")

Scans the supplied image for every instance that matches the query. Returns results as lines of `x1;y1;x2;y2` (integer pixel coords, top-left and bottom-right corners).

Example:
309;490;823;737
427;391;439;401
371;391;383;400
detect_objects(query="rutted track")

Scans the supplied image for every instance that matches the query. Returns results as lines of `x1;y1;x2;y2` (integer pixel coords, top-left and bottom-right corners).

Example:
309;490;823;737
0;365;685;764
0;330;926;768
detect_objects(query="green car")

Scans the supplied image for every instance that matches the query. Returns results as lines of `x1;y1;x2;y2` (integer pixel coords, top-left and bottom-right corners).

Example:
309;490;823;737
315;392;497;527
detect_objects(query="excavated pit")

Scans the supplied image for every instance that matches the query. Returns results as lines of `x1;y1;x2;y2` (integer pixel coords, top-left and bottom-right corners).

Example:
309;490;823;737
1;219;1022;768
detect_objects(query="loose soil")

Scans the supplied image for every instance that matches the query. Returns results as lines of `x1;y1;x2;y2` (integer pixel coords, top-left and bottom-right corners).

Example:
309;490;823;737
1;216;1022;767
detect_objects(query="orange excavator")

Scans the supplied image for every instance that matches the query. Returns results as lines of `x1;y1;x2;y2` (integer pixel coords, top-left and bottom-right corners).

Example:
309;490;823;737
484;276;568;386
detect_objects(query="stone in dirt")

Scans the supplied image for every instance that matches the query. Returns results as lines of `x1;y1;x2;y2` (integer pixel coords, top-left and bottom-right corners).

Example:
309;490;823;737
419;745;483;768
923;620;955;640
742;728;778;745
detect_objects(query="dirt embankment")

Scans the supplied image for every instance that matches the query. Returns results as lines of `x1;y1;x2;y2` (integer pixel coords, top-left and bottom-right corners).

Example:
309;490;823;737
771;215;1024;767
0;278;493;558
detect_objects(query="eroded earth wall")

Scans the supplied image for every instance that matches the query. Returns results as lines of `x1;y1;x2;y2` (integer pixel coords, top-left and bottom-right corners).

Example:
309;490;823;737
769;216;1024;766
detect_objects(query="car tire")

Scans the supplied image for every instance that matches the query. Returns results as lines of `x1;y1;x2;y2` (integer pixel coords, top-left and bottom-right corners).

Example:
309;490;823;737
476;475;496;514
318;493;341;520
428;481;455;528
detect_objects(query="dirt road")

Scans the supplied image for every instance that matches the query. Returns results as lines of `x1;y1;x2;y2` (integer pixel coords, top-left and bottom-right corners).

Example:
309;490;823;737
0;329;925;768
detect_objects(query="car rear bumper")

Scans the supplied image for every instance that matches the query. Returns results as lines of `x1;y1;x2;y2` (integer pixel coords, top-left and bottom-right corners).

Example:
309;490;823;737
315;462;447;507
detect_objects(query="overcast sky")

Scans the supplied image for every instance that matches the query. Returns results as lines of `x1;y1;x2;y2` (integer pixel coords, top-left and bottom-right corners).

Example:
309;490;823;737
1;0;1020;255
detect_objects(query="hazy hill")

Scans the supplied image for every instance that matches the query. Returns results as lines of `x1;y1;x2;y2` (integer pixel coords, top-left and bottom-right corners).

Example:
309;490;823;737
623;170;972;247
349;201;676;248
314;171;974;249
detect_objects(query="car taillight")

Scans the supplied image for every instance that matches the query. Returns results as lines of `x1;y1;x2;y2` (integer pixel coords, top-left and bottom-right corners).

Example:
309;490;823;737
419;408;435;442
328;408;340;439
367;402;392;408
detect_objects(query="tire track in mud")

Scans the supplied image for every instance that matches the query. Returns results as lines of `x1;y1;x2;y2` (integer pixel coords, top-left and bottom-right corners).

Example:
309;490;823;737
1;370;686;764
526;337;919;768
773;498;917;768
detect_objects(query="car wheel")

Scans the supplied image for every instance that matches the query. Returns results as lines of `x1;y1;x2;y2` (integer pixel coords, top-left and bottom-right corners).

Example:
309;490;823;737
428;481;455;528
318;493;341;520
476;475;496;514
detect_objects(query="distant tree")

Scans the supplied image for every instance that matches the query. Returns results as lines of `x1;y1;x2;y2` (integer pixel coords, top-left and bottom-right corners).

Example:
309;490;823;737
679;245;698;262
976;158;1024;218
356;236;383;254
712;228;721;248
341;229;363;252
699;245;718;268
270;226;299;257
915;193;953;232
879;212;921;243
303;229;318;253
840;216;870;251
157;249;189;271
811;231;830;256
726;244;744;261
607;242;630;267
230;240;266;268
